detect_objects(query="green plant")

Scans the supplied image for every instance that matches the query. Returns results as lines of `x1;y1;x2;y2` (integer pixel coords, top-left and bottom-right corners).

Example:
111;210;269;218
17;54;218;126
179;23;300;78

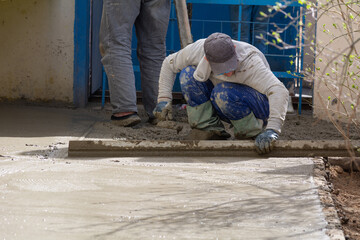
260;0;359;166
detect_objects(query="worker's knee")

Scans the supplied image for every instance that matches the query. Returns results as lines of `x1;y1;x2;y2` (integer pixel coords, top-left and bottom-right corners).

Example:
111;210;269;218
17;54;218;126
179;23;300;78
211;82;268;120
179;66;197;88
180;66;214;107
211;83;249;120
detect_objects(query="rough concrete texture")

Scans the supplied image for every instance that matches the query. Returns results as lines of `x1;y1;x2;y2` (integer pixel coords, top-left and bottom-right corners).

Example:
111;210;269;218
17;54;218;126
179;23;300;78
0;103;344;239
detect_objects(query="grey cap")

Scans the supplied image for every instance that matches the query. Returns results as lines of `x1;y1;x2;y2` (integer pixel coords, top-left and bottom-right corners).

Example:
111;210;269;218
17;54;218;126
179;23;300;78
204;32;238;75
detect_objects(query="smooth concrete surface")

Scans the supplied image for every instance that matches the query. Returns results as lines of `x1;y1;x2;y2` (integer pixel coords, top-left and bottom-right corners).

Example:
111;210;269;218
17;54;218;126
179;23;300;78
0;104;339;239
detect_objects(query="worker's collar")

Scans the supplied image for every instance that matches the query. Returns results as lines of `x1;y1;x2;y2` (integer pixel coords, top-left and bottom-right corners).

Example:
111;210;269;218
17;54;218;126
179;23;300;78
193;56;211;82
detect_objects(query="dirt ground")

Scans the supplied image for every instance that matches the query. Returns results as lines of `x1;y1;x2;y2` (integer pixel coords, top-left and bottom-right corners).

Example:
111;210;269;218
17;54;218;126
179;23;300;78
107;105;360;141
329;165;360;240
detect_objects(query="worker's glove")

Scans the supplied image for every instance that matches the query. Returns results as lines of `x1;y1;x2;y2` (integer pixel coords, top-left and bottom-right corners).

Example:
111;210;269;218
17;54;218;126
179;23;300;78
153;101;173;121
255;129;279;154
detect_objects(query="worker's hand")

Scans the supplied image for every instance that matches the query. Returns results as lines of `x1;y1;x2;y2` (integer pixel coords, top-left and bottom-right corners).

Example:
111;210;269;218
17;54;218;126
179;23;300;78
255;129;279;154
153;101;173;121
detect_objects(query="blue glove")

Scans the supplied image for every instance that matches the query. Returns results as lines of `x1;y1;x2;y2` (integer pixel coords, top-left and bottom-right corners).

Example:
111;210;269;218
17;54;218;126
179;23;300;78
255;129;279;154
153;101;173;121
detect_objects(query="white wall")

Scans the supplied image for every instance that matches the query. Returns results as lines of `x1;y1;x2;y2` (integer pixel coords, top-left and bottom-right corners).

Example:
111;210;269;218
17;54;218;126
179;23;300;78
0;0;75;103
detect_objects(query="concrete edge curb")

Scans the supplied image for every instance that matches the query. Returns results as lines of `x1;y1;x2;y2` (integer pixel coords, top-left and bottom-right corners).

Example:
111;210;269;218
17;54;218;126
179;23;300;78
312;157;345;240
68;140;360;158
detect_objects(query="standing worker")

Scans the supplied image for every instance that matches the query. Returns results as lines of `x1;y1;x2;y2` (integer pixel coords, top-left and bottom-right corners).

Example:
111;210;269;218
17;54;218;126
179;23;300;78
100;0;171;127
153;33;289;154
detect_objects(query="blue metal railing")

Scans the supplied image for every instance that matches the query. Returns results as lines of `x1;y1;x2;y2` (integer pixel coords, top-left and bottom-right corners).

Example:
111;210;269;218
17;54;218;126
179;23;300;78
102;0;306;114
187;0;302;6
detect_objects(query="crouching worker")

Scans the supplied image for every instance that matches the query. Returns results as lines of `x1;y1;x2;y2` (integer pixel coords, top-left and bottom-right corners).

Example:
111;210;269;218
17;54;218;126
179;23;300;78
153;33;289;154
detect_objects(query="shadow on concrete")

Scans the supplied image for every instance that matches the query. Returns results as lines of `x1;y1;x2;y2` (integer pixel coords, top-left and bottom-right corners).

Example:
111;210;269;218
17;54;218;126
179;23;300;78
261;164;314;176
0;103;106;138
18;146;69;159
134;156;257;164
68;187;323;239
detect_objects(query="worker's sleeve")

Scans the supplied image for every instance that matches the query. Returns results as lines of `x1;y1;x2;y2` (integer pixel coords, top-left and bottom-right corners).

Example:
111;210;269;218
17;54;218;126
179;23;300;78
239;55;289;133
157;58;177;102
157;40;205;102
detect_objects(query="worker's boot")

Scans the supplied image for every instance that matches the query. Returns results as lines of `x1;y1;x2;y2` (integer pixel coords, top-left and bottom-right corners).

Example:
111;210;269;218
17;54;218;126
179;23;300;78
111;113;141;127
231;112;264;139
185;129;231;140
185;101;230;140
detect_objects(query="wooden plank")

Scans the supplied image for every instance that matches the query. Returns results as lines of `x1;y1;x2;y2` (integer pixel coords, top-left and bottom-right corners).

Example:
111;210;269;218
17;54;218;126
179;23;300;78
174;0;193;49
68;140;360;158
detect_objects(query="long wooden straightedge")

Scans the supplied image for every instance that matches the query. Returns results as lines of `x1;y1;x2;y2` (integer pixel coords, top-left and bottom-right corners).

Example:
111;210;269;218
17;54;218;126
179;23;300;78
68;140;360;158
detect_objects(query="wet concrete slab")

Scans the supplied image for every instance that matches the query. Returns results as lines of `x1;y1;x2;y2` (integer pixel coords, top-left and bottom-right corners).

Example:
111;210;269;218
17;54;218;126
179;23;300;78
0;103;343;239
1;156;330;240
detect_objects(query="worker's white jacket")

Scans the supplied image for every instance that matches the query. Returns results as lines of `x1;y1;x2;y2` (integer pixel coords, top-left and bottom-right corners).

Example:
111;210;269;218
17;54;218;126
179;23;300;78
157;38;289;133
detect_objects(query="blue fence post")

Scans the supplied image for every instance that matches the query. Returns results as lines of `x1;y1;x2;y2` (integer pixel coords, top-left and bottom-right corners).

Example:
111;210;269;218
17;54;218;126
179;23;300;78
73;0;90;108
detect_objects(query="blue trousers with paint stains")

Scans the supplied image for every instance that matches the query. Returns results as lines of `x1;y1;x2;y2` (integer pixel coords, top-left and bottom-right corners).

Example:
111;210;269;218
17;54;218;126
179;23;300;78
179;66;269;123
